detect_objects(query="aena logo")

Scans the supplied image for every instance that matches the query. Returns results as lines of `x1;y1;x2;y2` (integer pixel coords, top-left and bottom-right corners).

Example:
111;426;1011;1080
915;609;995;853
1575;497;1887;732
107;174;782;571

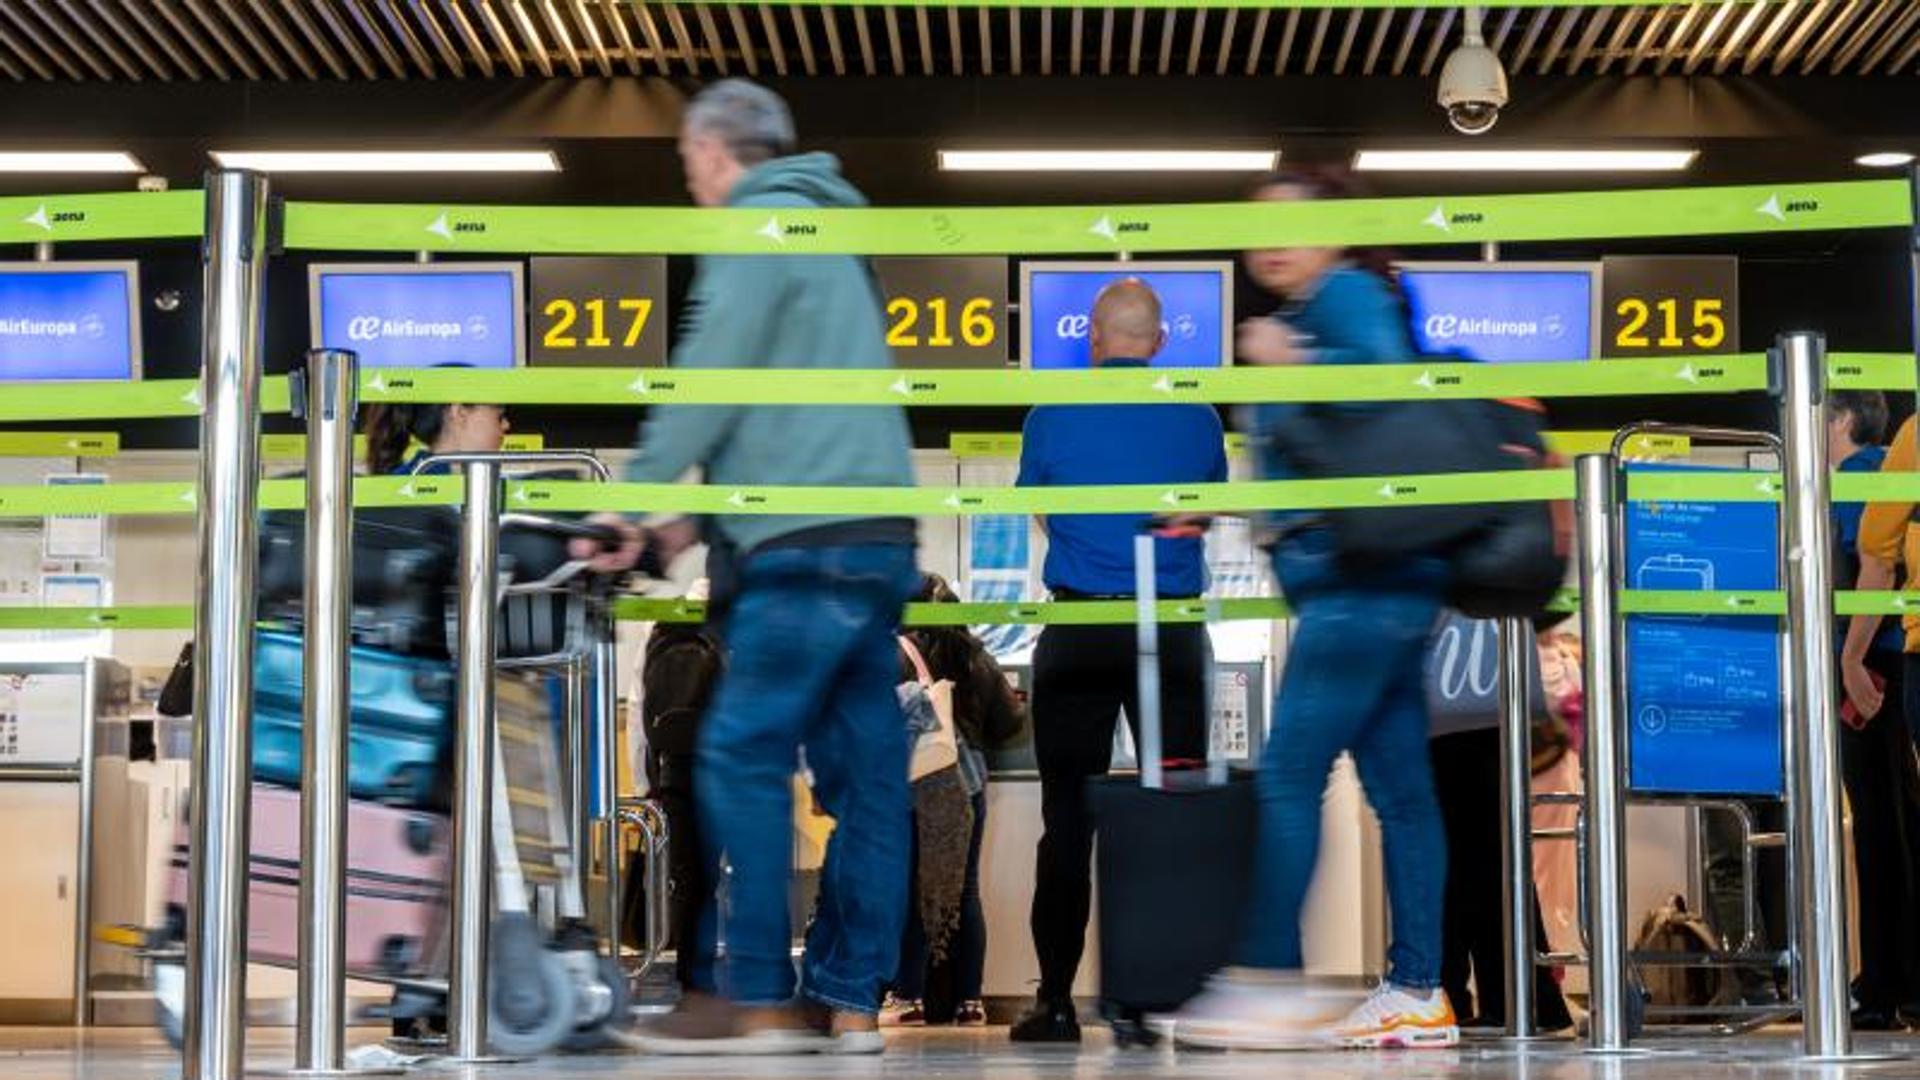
785;223;819;237
52;210;85;225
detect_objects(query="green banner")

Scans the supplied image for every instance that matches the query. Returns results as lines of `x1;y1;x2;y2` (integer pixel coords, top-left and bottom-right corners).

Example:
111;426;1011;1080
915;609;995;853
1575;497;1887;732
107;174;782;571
0;432;119;456
0;190;204;245
359;355;1768;407
0;377;292;424
0;606;195;630
282;181;1907;257
1829;352;1916;392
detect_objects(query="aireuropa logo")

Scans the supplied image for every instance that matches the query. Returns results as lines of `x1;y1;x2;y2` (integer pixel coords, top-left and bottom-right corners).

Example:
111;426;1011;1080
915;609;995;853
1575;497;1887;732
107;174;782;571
0;314;101;339
347;315;478;342
1053;312;1203;343
1423;311;1564;342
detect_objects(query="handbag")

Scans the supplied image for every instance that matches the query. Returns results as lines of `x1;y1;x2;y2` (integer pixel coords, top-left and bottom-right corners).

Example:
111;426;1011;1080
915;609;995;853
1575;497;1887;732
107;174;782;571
900;636;960;782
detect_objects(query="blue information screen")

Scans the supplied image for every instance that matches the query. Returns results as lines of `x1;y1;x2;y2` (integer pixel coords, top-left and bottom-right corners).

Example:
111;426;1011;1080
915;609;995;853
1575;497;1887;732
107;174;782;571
0;267;137;381
1624;464;1782;797
1024;266;1227;369
314;268;521;369
1401;268;1593;363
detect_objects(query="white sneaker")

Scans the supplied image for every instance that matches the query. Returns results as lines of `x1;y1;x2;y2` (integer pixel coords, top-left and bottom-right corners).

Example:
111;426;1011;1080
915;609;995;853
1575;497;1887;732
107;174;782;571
1161;970;1357;1051
1323;983;1459;1049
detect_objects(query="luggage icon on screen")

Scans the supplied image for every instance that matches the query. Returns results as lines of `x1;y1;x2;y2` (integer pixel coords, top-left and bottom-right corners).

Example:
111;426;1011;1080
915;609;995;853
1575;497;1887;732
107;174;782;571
1635;553;1715;591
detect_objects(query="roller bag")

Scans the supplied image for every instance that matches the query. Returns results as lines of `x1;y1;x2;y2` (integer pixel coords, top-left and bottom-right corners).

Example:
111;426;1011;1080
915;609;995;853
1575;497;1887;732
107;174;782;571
165;783;448;975
1089;530;1257;1038
250;629;455;808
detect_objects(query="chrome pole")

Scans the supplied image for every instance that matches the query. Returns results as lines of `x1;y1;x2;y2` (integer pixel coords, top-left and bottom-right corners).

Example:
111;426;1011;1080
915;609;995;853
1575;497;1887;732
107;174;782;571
566;656;592;909
184;170;269;1080
1778;332;1852;1060
1497;616;1538;1039
1575;454;1631;1053
594;621;624;951
448;459;502;1060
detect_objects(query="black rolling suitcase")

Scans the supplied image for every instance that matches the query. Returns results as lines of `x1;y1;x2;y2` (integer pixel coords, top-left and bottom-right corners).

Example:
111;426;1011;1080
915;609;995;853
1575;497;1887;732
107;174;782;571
1089;526;1258;1045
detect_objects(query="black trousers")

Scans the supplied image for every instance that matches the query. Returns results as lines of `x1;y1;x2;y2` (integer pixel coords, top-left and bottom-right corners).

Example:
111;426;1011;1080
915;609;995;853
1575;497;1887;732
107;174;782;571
1028;621;1210;1001
646;751;709;991
1841;651;1920;1010
1429;727;1573;1029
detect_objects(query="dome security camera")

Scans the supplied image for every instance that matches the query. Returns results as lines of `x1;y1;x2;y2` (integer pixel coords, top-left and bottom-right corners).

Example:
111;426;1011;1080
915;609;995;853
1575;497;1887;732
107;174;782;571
1437;8;1508;136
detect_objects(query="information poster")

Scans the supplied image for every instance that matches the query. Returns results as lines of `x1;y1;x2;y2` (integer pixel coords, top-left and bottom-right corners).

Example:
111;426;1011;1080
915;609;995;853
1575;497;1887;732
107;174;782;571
1624;464;1781;796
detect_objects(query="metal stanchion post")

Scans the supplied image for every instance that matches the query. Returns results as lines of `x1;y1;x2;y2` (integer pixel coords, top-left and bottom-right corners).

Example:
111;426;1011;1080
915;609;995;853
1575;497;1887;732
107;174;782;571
1575;455;1633;1054
287;351;395;1077
1777;332;1858;1061
448;460;503;1062
1496;617;1544;1040
594;628;623;951
183;169;269;1080
565;657;592;909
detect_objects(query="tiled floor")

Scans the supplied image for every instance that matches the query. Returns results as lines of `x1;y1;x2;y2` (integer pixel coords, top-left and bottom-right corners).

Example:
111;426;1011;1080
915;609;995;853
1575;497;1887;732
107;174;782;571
9;1026;1920;1080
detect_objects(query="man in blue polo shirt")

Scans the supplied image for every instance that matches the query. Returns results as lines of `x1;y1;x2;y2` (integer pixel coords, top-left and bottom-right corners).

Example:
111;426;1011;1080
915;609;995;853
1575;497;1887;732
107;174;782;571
1009;278;1227;1043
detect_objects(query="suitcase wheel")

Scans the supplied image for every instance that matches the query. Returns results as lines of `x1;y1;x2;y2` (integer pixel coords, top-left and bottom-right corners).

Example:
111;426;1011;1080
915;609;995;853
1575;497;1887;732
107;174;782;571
561;953;633;1051
487;913;578;1057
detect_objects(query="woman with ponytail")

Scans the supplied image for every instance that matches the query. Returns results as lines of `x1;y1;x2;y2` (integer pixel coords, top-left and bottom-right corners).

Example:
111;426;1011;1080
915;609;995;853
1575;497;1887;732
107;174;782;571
362;399;511;475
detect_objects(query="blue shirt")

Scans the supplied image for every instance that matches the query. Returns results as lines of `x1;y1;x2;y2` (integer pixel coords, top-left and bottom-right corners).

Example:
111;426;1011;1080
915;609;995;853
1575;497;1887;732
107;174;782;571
1835;444;1904;655
1017;361;1228;597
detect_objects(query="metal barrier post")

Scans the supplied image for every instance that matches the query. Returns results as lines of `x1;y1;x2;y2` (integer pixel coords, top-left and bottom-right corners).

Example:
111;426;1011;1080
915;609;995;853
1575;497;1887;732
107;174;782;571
290;350;389;1077
183;169;269;1080
1778;331;1854;1060
594;626;624;951
1575;454;1632;1053
1497;617;1540;1039
448;459;502;1061
565;656;593;908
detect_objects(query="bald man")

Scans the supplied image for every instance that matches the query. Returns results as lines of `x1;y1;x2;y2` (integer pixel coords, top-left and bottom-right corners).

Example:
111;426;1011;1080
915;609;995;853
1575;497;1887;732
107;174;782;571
1010;279;1227;1042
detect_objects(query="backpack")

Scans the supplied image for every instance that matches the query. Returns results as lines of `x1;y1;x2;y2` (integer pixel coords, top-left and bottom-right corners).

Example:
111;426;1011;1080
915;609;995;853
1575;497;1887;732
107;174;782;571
1443;398;1571;621
640;623;723;759
1631;894;1737;1010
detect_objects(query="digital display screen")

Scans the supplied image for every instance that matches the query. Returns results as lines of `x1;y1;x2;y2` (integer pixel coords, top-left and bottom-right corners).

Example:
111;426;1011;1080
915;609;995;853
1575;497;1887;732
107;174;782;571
312;265;522;369
1624;463;1783;797
0;265;138;381
1400;267;1595;363
1022;264;1229;369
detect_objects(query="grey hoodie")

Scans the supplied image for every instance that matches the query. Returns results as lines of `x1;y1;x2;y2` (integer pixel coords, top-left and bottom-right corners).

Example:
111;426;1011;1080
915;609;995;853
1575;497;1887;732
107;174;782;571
623;153;916;553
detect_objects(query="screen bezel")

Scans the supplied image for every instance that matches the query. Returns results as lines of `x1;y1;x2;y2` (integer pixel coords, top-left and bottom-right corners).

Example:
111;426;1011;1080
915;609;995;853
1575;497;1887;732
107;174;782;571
307;260;527;368
0;260;143;381
1017;259;1234;369
1394;260;1603;362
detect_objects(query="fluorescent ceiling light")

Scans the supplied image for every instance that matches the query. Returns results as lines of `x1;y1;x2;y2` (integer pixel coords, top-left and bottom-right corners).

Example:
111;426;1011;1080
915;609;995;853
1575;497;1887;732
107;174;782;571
1856;151;1915;168
0;152;144;173
1353;149;1698;172
939;149;1279;173
209;150;561;173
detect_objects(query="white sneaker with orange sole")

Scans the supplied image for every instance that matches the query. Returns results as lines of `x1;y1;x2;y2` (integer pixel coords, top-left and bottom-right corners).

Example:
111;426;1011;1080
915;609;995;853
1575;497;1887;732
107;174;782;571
1160;971;1357;1051
1323;984;1460;1049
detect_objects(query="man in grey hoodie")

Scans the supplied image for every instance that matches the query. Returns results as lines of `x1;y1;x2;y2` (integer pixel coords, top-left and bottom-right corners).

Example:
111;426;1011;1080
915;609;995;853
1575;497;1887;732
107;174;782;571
585;80;919;1054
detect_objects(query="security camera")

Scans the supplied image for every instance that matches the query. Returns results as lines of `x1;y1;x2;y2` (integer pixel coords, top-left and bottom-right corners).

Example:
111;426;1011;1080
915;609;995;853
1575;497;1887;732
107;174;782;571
136;174;170;193
1437;8;1508;136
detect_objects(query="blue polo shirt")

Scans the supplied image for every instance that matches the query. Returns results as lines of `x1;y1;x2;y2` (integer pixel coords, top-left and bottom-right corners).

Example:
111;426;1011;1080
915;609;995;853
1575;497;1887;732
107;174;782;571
1016;360;1227;598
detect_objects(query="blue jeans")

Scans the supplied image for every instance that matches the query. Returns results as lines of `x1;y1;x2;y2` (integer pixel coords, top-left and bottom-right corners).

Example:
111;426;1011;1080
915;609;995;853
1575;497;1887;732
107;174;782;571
687;542;919;1013
1239;529;1450;990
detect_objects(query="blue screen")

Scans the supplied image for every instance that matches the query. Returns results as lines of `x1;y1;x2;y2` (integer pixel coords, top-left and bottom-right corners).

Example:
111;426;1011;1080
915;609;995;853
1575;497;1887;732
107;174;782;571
0;268;136;381
1024;267;1226;369
315;269;520;369
1623;464;1783;797
1401;268;1593;363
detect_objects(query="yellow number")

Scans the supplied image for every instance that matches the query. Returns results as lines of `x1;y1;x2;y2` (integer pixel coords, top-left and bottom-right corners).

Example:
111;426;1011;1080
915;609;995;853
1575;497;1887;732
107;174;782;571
1614;298;1649;348
886;298;919;348
583;298;613;347
1654;298;1684;347
542;298;578;349
619;298;653;348
1690;298;1726;349
960;298;995;347
925;297;955;347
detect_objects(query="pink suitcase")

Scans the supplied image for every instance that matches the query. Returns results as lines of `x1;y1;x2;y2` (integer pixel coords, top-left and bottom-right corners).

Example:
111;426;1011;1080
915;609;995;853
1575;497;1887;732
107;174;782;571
168;783;449;976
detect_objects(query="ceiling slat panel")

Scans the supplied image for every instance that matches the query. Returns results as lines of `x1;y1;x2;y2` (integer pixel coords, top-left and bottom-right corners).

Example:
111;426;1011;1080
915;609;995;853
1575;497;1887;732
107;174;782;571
597;0;641;75
375;0;442;77
1509;7;1554;72
569;0;614;76
1214;8;1235;75
729;3;761;75
1186;8;1206;76
1887;21;1920;74
0;3;85;79
1771;0;1839;72
762;3;790;75
25;1;115;79
153;0;232;80
1156;8;1174;76
1008;5;1019;74
1417;5;1455;76
1302;8;1329;74
472;0;528;77
1594;4;1641;73
1651;3;1703;76
340;0;411;77
1859;2;1920;74
535;0;583;76
246;0;323;80
41;0;138;79
1828;0;1899;73
661;3;698;75
850;5;875;74
217;2;297;79
1739;0;1806;72
1331;9;1361;74
882;5;902;75
1389;6;1422;74
820;5;846;74
0;16;59;79
1242;6;1268;75
1360;8;1390;74
1710;0;1767;74
1622;3;1673;75
86;0;176;80
1566;5;1609;73
1538;7;1582;74
1796;0;1866;72
1681;1;1736;74
693;3;731;74
630;2;671;75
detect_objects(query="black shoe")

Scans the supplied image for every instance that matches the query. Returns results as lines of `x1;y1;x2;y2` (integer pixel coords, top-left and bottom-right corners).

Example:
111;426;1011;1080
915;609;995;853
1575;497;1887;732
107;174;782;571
1010;997;1081;1044
1852;1005;1910;1032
